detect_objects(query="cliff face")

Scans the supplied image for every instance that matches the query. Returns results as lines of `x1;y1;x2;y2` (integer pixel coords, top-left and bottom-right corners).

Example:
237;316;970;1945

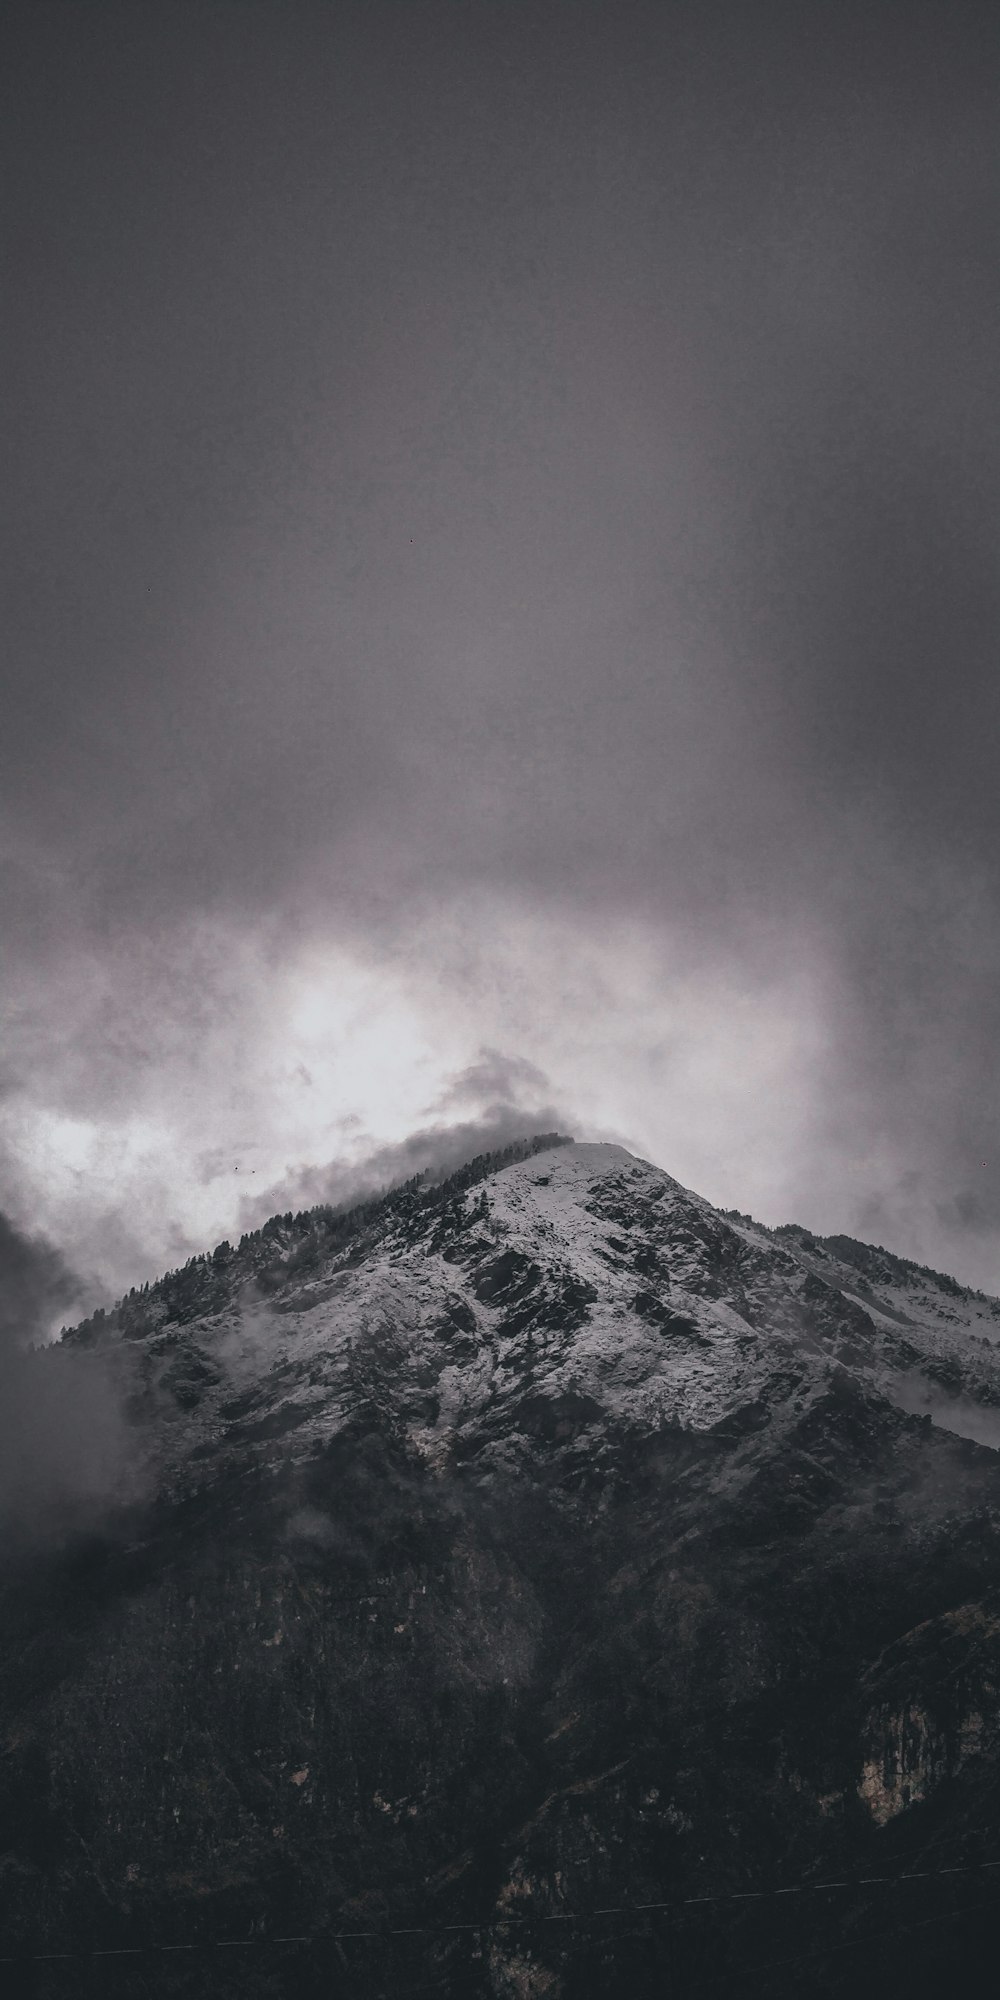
4;1140;1000;1997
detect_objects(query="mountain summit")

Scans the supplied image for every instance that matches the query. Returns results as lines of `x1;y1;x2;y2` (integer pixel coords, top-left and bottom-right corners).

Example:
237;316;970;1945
5;1138;1000;1996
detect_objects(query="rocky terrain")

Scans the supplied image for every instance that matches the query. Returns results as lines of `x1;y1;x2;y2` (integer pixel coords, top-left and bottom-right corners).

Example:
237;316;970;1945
4;1135;1000;1997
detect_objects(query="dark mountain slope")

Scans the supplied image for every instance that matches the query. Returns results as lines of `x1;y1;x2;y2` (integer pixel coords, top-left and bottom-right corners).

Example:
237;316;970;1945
4;1140;1000;1997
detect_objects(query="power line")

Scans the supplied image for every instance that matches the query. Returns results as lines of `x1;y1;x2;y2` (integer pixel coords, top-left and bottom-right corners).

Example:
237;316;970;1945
4;1853;1000;1965
701;1886;998;1990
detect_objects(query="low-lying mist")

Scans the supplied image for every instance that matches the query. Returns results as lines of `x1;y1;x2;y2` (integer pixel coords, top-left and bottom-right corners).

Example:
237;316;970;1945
0;1212;143;1545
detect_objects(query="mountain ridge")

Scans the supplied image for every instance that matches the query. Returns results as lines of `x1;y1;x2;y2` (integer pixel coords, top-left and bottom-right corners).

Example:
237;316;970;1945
6;1138;1000;1997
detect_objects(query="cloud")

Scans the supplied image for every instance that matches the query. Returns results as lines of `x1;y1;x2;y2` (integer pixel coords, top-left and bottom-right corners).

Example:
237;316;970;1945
235;1099;569;1239
936;1188;992;1238
0;1215;138;1542
2;1;999;1299
0;1210;84;1349
428;1048;553;1117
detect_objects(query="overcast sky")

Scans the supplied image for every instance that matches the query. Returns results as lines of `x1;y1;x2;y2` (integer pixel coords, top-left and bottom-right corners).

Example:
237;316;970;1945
3;0;999;1316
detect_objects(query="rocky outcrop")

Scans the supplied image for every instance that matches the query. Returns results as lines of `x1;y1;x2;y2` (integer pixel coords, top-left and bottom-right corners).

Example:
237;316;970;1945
858;1600;1000;1823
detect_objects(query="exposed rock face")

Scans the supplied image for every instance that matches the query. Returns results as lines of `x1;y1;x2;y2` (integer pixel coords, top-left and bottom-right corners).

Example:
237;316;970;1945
4;1139;1000;1996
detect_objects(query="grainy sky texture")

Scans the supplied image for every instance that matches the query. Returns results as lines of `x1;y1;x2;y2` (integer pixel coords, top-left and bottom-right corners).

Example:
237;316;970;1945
3;0;999;1313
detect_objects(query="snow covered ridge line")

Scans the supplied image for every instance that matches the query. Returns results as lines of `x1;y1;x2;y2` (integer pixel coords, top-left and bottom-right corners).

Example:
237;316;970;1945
720;1209;994;1306
56;1131;1000;1462
59;1134;575;1348
62;1132;1000;1361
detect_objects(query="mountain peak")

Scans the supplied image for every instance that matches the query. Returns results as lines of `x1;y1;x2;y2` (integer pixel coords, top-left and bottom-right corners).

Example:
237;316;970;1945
8;1136;1000;1994
63;1132;1000;1505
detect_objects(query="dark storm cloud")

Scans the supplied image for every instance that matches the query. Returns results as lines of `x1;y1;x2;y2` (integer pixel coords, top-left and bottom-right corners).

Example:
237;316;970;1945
0;1211;83;1347
2;1;999;1283
0;1213;135;1538
430;1049;553;1116
237;1098;568;1237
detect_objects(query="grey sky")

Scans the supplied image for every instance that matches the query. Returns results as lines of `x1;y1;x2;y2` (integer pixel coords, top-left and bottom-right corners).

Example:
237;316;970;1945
3;0;999;1305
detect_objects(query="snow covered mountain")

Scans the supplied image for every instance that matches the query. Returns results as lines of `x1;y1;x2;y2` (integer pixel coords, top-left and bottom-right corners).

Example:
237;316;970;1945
64;1136;1000;1492
6;1137;1000;1997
